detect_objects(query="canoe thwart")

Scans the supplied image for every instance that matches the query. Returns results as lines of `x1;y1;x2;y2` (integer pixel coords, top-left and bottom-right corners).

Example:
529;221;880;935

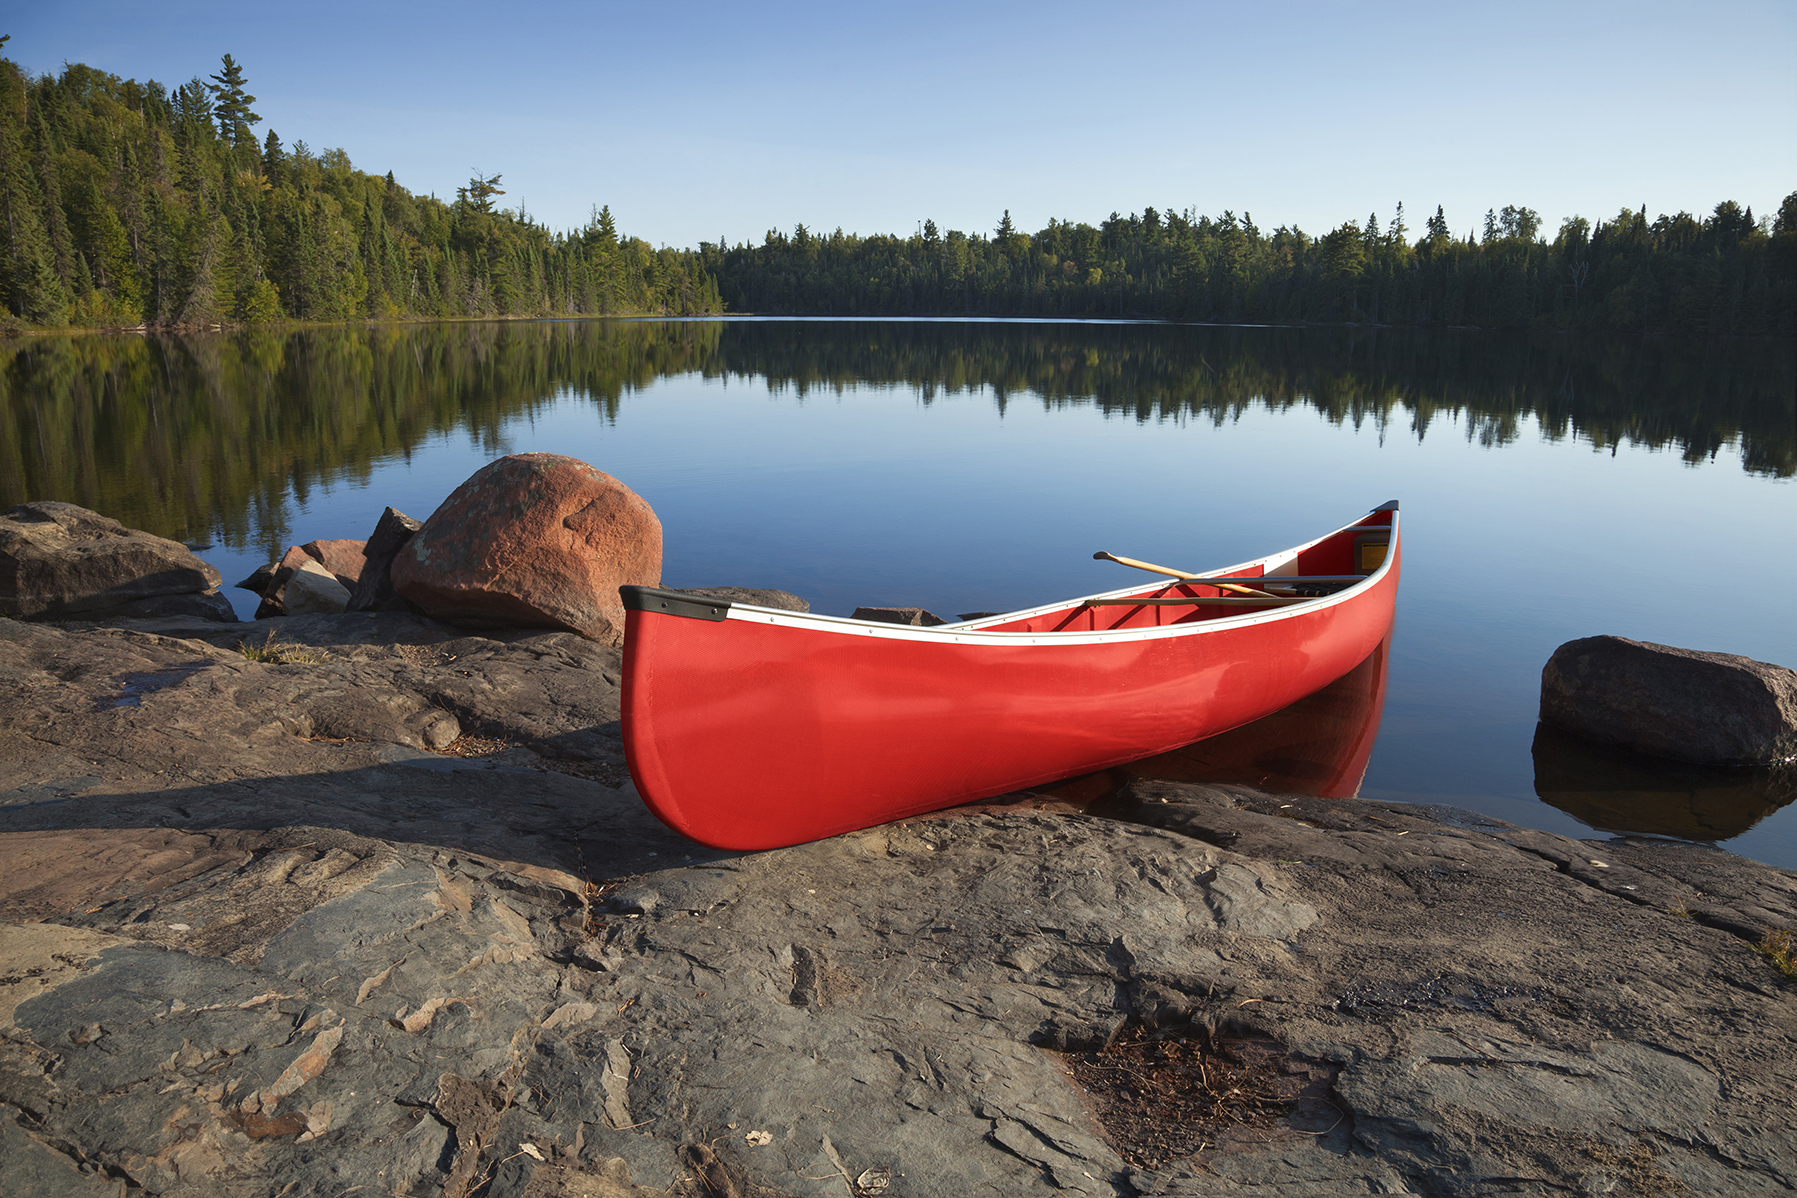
1084;596;1316;607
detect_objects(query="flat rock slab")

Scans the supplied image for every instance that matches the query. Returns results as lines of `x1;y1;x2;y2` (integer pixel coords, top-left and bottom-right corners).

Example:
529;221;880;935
1;617;1793;1196
0;501;233;622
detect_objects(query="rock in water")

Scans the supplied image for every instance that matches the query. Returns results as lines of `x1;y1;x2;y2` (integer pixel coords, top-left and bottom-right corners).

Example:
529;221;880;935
0;501;233;622
345;507;424;613
852;605;948;626
391;454;661;645
1541;635;1797;764
675;585;809;613
283;561;351;615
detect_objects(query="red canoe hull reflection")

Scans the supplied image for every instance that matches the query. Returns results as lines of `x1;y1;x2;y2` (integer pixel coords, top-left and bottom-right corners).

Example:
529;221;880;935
1042;635;1390;804
620;504;1402;849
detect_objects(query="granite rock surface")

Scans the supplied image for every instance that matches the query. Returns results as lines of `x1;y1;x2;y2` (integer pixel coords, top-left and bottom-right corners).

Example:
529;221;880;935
0;614;1792;1197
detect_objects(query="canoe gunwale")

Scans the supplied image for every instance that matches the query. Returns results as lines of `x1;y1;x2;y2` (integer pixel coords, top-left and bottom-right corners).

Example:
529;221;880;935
626;507;1399;649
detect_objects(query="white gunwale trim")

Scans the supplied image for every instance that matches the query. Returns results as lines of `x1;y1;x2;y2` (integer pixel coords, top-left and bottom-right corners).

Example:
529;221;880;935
716;510;1399;647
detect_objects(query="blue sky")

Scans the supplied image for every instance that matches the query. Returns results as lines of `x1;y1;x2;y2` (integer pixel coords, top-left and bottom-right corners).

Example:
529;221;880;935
9;1;1794;247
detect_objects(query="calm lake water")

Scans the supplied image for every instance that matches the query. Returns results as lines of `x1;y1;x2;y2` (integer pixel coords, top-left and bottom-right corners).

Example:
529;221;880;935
4;319;1794;866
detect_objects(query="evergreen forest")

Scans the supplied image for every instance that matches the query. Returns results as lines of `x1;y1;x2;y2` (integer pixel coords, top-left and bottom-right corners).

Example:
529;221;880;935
0;47;722;329
1;46;1791;337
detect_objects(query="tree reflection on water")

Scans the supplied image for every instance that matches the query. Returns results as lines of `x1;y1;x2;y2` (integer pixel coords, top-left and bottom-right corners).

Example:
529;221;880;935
3;321;1790;560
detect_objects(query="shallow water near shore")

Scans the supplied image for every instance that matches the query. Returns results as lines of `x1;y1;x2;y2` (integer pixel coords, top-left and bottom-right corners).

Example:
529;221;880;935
3;318;1794;867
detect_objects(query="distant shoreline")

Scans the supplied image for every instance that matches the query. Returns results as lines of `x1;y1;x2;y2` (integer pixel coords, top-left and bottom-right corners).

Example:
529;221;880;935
4;313;1793;344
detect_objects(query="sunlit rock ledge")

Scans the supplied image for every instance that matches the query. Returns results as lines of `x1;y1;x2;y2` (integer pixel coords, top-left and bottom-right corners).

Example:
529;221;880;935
1;611;1793;1197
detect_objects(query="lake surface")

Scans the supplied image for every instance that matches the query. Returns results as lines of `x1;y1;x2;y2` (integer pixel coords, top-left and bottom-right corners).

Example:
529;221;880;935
4;319;1794;866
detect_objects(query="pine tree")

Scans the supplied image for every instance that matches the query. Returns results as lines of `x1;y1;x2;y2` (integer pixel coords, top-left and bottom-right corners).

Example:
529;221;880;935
0;79;68;323
1425;205;1450;243
262;129;284;185
207;55;261;152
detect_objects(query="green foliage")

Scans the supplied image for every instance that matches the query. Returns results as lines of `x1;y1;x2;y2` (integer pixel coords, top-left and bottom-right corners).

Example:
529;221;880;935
238;276;281;322
715;196;1795;336
0;51;722;329
2;46;1785;337
206;53;259;152
1755;929;1795;978
237;631;324;665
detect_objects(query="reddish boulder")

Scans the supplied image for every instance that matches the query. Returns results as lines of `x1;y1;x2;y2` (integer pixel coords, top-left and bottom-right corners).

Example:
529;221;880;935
302;539;367;590
390;454;661;645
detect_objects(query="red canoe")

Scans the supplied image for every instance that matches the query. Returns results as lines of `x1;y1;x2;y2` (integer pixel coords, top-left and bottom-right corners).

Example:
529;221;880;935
620;502;1402;849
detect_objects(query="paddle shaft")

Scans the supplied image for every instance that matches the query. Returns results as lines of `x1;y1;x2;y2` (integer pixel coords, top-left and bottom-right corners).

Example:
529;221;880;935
1093;551;1271;597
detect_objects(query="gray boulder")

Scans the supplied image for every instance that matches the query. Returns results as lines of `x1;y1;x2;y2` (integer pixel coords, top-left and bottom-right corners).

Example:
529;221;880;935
0;501;233;622
345;507;424;614
673;585;809;612
283;561;351;615
1542;635;1797;764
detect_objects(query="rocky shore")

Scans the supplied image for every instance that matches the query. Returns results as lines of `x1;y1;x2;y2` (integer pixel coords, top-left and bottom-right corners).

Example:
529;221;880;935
3;608;1794;1197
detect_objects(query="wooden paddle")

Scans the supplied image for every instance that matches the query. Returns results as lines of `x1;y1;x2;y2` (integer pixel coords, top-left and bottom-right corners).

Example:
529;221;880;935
1092;551;1274;598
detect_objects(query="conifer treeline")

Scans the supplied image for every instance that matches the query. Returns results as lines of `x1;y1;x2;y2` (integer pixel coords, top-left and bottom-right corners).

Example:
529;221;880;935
2;47;1791;335
0;50;723;328
710;199;1796;335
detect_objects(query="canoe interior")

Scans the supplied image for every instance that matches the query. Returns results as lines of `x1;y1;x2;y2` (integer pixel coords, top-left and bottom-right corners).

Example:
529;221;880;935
966;509;1394;635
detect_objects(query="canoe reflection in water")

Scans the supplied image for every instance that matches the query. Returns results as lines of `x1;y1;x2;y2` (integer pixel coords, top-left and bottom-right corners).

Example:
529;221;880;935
1532;724;1797;842
1042;636;1390;804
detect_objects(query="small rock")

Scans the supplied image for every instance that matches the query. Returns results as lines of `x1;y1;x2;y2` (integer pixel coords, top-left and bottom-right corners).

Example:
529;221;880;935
283;562;351;616
300;539;367;591
1542;635;1797;764
0;501;232;622
391;453;662;646
257;541;366;618
235;561;277;594
254;545;316;618
852;606;948;627
608;887;660;915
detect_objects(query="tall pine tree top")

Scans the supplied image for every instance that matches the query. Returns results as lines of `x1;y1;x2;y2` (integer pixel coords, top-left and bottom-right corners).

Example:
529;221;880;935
207;54;260;148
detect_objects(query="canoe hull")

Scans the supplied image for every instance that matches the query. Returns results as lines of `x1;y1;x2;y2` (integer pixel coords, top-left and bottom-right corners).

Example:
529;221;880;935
621;509;1400;849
